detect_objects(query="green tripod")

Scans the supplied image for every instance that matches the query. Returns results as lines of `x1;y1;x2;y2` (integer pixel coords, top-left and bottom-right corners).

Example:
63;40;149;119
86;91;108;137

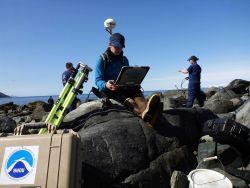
38;63;92;134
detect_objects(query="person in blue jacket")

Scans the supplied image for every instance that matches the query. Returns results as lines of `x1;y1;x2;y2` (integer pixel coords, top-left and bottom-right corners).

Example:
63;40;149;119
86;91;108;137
95;33;161;127
62;62;77;111
62;62;74;86
179;55;204;108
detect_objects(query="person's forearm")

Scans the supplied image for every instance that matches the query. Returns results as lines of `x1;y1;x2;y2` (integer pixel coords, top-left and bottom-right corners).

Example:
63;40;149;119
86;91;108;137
179;70;189;74
96;80;107;92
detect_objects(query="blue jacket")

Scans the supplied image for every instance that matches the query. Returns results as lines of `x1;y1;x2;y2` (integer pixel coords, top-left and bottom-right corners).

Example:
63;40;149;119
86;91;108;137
62;70;71;86
95;50;129;93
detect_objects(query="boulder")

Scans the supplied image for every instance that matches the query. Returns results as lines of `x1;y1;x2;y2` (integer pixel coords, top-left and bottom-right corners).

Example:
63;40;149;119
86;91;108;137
204;99;235;114
163;90;186;98
217;113;236;120
16;105;26;113
0;102;18;112
197;142;249;187
162;96;186;110
241;95;250;102
0;117;16;133
61;99;250;187
230;97;243;109
0;110;6;118
205;87;220;99
226;79;250;94
25;115;33;123
27;101;46;111
213;168;248;188
170;171;189;188
159;108;217;148
162;97;178;110
79;114;182;185
12;116;25;125
208;88;238;101
62;102;217;188
236;100;250;128
32;102;47;121
123;146;196;188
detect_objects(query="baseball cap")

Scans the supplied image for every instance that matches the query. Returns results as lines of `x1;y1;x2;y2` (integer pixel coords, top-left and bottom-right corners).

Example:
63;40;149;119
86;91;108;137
110;33;125;48
187;55;199;61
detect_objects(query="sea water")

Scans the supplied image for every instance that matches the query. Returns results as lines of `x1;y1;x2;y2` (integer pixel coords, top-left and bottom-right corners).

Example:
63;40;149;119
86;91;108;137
0;91;160;105
0;94;96;105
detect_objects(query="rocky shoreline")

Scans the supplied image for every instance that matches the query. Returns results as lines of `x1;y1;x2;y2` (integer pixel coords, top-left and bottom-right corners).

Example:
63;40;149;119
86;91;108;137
161;79;250;126
0;79;250;188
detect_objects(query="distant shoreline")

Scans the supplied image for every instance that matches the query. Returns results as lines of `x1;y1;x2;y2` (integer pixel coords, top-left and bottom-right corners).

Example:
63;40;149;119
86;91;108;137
0;91;162;105
0;92;10;98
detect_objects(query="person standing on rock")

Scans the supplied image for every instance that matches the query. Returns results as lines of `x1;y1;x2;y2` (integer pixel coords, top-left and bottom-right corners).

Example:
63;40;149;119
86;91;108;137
62;62;74;86
95;33;161;127
179;55;204;108
48;96;54;105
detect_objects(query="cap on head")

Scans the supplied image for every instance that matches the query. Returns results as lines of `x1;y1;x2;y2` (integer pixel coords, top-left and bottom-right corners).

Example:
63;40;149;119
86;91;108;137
187;55;199;61
109;33;125;48
66;62;73;68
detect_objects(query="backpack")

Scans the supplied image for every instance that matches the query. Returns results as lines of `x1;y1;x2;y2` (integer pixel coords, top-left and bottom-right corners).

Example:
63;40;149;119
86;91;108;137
100;52;128;71
202;118;250;153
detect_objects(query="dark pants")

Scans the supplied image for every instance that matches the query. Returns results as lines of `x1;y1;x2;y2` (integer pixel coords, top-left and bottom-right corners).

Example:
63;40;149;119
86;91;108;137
103;86;143;104
187;83;204;108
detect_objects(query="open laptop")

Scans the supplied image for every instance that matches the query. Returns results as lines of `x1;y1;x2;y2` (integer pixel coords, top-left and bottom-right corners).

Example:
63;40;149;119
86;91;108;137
115;66;150;87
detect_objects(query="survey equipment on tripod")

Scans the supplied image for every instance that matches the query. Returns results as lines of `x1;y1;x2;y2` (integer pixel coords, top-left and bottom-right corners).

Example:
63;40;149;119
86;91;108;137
38;63;92;134
104;18;116;36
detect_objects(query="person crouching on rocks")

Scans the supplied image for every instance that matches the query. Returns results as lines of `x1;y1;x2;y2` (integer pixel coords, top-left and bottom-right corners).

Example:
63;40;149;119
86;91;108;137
179;55;204;108
95;33;161;127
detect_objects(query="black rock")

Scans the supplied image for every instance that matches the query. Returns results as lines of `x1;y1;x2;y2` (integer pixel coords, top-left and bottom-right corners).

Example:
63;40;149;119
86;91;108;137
205;87;220;99
123;146;196;188
198;142;249;187
68;105;217;188
32;102;47;121
217;113;236;120
163;90;185;98
0;102;18;112
204;99;235;114
162;96;187;109
61;99;250;187
236;99;250;128
208;88;238;101
170;171;189;188
0;117;16;133
226;79;250;94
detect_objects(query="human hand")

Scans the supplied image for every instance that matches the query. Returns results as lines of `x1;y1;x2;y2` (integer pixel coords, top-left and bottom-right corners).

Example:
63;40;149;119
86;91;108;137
106;80;118;91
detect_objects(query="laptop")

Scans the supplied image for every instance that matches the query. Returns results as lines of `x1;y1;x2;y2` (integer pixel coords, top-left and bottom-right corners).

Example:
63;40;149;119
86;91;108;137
115;66;150;87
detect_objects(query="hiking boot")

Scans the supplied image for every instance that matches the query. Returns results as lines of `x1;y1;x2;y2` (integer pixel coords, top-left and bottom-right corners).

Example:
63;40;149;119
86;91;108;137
142;94;161;127
123;97;136;111
133;96;147;116
123;97;147;116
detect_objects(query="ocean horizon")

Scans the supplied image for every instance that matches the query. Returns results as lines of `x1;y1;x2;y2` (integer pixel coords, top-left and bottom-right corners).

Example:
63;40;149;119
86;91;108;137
0;91;164;105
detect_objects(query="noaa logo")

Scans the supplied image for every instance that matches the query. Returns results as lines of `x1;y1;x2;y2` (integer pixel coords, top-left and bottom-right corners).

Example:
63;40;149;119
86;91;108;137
5;149;34;179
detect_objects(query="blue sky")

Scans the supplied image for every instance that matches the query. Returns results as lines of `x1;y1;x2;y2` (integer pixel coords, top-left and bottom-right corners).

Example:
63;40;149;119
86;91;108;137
0;0;250;96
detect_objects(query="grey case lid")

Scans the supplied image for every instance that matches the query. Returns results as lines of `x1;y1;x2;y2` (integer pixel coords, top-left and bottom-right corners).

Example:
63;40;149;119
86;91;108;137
115;66;150;87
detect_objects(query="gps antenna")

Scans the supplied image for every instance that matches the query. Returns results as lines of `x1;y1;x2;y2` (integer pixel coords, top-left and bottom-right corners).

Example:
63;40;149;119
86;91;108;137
104;18;116;36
